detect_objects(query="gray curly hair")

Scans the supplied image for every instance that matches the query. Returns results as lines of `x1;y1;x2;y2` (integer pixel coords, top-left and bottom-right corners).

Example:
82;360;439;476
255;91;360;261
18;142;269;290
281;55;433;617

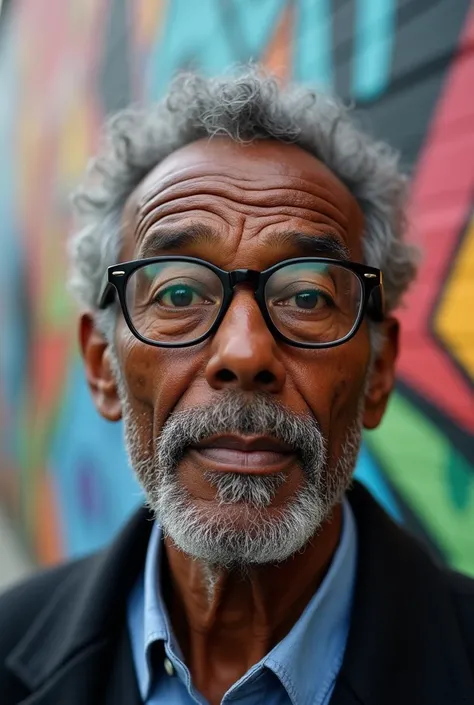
68;68;419;341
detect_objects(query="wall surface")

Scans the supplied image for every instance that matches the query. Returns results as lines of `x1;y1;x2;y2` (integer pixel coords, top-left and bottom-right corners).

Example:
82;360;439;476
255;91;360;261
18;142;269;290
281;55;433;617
0;0;473;573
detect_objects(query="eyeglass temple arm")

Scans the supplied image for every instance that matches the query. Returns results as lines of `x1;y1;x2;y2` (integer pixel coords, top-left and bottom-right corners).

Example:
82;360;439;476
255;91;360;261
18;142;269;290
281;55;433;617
98;276;116;310
367;284;385;322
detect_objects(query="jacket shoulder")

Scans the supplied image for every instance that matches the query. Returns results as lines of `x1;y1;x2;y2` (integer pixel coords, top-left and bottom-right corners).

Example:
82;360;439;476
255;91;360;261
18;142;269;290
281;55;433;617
447;568;474;596
0;507;151;705
0;555;96;643
0;555;98;701
445;569;474;667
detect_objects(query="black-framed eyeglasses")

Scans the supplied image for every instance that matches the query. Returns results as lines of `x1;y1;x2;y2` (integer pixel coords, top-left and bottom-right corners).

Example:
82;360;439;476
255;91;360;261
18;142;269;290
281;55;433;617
98;256;384;349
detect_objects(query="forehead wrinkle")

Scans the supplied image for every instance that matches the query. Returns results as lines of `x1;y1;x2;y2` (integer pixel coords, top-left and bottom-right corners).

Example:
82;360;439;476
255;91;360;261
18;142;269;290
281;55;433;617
135;187;350;238
131;200;352;261
135;163;325;207
128;164;361;259
136;161;267;203
135;171;354;215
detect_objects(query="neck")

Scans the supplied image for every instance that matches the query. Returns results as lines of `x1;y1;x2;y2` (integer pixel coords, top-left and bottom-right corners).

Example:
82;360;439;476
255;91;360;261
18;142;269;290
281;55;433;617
162;502;343;702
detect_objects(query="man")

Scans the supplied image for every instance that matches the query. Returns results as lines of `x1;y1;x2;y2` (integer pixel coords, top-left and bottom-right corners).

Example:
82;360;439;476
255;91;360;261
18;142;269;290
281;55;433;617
1;69;473;705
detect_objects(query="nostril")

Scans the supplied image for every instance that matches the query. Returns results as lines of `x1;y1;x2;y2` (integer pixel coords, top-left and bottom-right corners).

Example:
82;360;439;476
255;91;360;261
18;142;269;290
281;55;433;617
255;370;276;386
216;368;237;383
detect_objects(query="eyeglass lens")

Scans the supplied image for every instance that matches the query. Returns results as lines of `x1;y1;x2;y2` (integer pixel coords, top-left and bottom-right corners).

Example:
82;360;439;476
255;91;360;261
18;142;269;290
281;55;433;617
125;260;363;345
265;261;362;344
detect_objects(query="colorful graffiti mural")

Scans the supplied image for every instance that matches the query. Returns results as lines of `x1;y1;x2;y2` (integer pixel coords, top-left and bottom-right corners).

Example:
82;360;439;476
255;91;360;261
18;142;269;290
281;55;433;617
0;0;473;573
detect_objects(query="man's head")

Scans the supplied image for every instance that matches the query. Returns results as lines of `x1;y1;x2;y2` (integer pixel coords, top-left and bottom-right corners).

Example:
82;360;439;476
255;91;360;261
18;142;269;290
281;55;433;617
71;70;418;568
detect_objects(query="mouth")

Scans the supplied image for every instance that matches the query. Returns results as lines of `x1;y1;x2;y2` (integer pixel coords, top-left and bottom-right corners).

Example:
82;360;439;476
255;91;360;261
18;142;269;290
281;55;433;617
188;434;296;475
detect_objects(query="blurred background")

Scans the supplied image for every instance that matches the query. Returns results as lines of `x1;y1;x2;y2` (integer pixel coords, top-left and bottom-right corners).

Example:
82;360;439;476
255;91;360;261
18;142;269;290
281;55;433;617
0;0;473;588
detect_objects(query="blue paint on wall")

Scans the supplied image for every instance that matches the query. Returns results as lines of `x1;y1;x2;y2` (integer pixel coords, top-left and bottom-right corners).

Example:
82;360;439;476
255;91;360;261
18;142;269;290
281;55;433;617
0;29;25;469
146;0;287;99
294;0;333;88
355;442;403;522
49;359;142;558
352;0;395;100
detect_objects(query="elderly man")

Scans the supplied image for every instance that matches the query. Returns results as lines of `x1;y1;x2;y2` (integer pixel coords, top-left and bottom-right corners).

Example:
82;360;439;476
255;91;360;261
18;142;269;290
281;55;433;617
1;70;473;705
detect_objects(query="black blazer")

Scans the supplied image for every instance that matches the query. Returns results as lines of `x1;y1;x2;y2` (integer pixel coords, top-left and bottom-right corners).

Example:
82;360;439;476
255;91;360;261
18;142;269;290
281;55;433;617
1;482;473;705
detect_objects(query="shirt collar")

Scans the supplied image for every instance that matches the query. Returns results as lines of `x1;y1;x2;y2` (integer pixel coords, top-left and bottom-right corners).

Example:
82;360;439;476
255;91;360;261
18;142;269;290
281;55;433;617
127;518;173;699
130;497;357;703
263;497;358;705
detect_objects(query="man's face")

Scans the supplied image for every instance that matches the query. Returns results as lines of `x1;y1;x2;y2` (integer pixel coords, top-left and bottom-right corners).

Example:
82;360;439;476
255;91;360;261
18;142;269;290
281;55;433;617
82;138;397;567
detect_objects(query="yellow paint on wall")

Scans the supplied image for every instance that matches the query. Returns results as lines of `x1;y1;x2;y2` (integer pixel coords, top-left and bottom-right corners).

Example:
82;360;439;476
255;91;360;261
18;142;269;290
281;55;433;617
435;218;474;381
135;0;167;49
57;99;91;179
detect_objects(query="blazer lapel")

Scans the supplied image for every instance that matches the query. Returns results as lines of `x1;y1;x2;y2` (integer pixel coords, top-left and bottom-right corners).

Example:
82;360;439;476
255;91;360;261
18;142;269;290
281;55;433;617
329;680;362;705
104;626;143;705
330;483;474;705
10;634;141;705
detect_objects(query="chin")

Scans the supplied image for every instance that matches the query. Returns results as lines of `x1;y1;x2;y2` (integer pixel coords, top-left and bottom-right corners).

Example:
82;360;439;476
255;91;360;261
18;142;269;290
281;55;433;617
197;496;287;529
151;480;330;568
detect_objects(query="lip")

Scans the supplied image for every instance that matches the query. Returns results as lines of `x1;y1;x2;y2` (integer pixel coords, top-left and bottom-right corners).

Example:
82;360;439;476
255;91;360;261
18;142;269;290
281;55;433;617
192;434;293;453
189;435;295;475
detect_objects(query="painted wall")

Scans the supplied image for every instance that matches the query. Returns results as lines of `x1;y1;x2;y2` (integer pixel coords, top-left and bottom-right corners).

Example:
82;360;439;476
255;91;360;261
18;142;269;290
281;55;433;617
0;0;473;573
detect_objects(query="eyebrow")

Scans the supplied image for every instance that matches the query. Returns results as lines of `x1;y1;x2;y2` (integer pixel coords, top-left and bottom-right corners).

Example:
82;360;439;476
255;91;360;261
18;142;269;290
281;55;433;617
138;223;217;258
138;224;350;261
265;231;350;260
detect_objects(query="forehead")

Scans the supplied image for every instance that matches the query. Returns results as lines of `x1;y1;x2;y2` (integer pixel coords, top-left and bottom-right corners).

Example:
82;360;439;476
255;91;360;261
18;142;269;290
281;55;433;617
122;138;364;258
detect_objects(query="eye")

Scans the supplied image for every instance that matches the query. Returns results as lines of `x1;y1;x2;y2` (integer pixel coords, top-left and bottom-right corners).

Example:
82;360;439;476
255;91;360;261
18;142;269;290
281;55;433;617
157;284;207;307
279;288;334;310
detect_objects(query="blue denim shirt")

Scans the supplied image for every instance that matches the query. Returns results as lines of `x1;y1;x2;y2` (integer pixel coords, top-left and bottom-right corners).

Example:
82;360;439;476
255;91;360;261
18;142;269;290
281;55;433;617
128;498;357;704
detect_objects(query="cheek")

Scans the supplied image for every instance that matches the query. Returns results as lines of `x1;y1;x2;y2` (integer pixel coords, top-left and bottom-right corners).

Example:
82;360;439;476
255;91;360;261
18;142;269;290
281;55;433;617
326;339;371;464
119;326;209;431
333;342;369;416
286;333;370;435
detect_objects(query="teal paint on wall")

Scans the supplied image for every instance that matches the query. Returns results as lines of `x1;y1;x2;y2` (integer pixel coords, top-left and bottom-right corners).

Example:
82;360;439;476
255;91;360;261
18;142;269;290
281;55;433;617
352;0;395;99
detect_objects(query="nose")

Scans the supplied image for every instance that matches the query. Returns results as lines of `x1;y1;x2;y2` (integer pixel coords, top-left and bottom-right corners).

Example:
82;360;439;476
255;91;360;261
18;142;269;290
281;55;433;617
205;292;286;394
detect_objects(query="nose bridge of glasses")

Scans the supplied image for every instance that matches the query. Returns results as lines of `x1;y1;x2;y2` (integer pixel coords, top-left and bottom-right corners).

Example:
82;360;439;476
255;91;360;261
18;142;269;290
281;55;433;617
229;269;261;290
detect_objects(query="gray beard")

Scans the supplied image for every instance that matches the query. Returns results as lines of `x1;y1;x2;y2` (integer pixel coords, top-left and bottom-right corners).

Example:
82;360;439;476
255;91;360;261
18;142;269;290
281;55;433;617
119;388;363;569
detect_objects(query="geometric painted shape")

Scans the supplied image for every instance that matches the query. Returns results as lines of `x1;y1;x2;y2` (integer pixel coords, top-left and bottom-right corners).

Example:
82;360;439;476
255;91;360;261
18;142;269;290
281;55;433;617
0;22;23;477
131;0;167;94
134;0;167;49
48;357;143;559
99;0;132;114
354;442;403;523
293;0;332;88
145;0;288;100
352;0;395;100
434;216;474;381
447;444;474;511
293;0;333;88
34;471;64;565
77;457;108;520
261;3;293;81
396;8;474;433
367;390;474;576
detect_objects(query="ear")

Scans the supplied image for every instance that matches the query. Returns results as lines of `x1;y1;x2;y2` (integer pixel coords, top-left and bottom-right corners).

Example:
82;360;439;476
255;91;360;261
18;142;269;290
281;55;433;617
79;312;122;422
363;317;399;430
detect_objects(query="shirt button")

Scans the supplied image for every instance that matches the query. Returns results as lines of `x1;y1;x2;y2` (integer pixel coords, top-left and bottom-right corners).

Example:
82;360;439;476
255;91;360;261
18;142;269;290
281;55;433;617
164;657;175;677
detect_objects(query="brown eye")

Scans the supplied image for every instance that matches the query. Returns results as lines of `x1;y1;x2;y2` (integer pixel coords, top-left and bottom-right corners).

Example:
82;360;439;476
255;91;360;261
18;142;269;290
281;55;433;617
290;289;333;309
276;288;334;310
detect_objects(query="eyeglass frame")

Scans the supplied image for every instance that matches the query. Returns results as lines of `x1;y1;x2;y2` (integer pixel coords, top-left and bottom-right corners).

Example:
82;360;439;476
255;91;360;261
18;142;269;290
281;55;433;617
98;255;384;349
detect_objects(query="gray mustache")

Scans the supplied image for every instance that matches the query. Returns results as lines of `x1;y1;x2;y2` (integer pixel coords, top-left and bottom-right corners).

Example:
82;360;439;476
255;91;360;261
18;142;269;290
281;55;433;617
156;391;326;471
